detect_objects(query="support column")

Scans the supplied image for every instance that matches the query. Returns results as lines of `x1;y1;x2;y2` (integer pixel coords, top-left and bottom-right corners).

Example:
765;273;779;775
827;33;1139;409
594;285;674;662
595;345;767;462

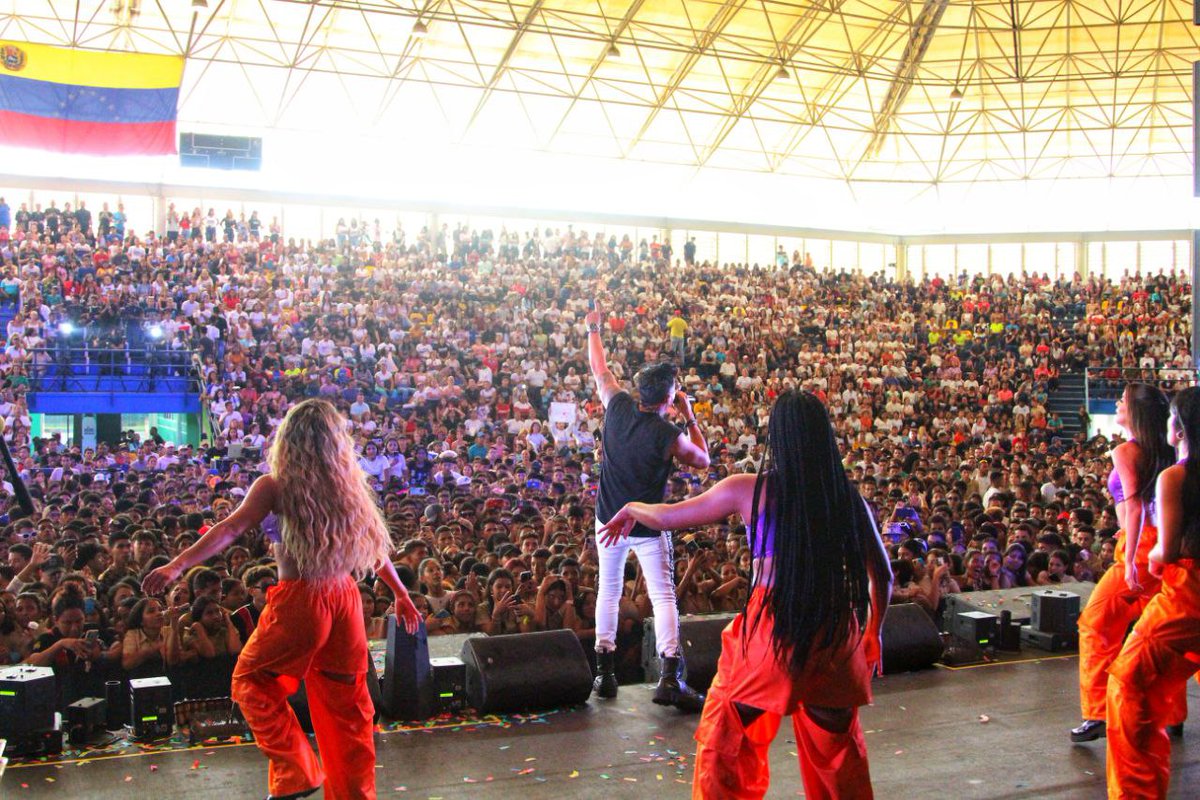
1076;238;1088;280
1192;230;1199;372
894;243;908;282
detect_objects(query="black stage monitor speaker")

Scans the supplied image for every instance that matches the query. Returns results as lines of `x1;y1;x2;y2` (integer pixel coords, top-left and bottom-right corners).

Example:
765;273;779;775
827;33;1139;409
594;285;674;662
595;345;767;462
642;612;737;690
129;676;173;740
881;603;945;674
460;630;592;714
0;665;56;736
1032;590;1081;634
381;616;432;720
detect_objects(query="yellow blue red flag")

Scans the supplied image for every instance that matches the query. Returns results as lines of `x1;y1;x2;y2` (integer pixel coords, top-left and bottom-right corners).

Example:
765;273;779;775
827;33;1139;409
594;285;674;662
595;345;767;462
0;41;183;155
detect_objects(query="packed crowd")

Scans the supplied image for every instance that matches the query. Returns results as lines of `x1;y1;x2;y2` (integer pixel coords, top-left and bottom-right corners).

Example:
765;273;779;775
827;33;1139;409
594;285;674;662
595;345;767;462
0;195;1192;706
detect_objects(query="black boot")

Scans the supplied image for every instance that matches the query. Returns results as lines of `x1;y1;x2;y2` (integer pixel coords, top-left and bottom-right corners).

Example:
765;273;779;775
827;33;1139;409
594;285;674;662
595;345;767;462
265;788;319;800
653;655;705;713
1167;723;1184;739
593;649;618;699
1070;719;1106;742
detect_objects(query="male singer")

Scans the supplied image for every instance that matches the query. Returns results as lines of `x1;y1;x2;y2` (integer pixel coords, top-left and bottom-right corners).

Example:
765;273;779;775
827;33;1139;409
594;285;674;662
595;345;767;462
585;300;709;710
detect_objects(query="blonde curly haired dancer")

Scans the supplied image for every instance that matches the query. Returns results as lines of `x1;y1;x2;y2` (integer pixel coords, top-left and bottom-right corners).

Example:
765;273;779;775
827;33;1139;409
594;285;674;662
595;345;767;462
145;399;421;800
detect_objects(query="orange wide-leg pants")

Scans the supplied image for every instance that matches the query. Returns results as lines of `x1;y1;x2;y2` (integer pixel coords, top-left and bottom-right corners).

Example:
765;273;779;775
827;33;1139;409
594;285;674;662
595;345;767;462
232;576;376;800
1078;526;1186;725
1106;560;1200;799
692;590;874;800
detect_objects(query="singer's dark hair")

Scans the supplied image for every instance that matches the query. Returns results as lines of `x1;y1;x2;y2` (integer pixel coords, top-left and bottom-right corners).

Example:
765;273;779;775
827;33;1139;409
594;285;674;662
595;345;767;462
633;362;678;406
1123;383;1174;504
1170;387;1200;553
746;392;874;673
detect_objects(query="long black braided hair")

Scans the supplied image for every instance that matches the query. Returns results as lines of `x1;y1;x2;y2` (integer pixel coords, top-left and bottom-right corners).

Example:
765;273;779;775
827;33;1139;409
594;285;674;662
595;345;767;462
745;391;873;673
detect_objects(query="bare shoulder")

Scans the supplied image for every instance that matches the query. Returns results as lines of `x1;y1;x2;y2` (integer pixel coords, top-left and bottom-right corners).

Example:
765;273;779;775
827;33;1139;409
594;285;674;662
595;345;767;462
1112;440;1141;463
1158;464;1186;489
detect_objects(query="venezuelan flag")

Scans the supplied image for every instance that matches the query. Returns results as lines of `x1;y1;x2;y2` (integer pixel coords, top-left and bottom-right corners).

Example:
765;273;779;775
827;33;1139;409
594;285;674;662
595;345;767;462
0;41;183;156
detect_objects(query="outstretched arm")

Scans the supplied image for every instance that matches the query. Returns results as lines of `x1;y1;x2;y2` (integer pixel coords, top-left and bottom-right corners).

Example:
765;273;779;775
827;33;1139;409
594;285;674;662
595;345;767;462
585;300;620;408
143;475;277;595
598;474;755;544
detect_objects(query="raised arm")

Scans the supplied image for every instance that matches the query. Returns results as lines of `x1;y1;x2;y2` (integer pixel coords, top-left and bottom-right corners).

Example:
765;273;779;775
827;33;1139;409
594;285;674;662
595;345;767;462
585;300;620;408
142;475;277;595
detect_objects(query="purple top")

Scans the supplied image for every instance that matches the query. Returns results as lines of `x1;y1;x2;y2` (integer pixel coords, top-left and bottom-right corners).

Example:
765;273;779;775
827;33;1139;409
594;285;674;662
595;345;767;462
262;512;282;545
749;514;775;560
1107;468;1126;506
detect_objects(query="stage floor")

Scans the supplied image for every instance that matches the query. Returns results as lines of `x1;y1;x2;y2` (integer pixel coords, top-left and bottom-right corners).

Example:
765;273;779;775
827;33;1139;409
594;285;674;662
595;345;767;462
4;654;1198;799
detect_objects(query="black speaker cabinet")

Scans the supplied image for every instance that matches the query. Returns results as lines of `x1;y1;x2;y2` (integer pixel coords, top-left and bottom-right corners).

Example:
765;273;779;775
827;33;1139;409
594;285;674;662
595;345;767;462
129;676;173;740
1032;590;1081;635
881;603;945;674
642;612;737;689
460;630;592;714
950;611;1000;648
431;657;467;714
66;697;107;745
0;665;57;736
381;616;432;720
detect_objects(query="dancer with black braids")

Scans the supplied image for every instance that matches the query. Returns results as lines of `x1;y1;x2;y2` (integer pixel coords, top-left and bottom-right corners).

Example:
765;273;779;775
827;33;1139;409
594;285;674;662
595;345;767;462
600;392;893;799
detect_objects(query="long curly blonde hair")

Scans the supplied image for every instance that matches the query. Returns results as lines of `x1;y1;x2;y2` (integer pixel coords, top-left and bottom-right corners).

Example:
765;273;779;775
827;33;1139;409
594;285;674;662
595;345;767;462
269;398;391;581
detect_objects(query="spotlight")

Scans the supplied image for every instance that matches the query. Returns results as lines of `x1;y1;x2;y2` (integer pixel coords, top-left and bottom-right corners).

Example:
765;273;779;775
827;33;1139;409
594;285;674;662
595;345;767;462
148;325;164;340
191;0;207;8
412;20;428;38
775;64;790;80
58;322;74;336
606;42;620;59
950;86;964;104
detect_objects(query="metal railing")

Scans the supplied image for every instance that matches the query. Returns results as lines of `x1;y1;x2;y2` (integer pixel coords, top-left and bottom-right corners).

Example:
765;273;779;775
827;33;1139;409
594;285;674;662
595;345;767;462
26;347;201;394
1085;366;1197;402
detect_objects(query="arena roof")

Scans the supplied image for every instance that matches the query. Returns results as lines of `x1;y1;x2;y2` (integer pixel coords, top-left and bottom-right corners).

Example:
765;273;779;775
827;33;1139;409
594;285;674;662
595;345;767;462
4;0;1200;187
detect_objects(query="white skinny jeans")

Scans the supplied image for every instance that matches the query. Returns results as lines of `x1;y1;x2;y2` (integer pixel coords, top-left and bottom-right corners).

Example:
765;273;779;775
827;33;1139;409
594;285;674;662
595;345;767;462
595;520;679;657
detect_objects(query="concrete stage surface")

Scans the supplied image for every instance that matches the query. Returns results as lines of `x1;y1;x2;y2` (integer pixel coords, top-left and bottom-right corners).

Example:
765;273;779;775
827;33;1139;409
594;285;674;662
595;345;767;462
3;654;1198;799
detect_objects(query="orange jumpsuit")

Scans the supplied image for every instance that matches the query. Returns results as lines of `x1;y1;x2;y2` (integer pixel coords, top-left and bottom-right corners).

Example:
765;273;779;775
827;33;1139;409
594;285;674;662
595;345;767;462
1106;558;1200;799
692;588;874;800
232;576;376;800
1078;525;1186;726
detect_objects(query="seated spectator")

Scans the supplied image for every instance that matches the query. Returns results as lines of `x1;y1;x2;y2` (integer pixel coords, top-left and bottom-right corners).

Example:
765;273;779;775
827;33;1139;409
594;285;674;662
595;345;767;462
428;589;482;635
121;597;167;678
231;565;276;641
533;576;576;631
179;594;243;663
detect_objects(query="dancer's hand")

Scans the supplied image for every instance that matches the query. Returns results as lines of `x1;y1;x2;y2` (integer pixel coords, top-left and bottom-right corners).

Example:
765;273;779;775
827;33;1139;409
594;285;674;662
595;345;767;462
142;562;182;596
597;505;638;546
394;592;422;635
863;625;883;677
1125;562;1144;593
